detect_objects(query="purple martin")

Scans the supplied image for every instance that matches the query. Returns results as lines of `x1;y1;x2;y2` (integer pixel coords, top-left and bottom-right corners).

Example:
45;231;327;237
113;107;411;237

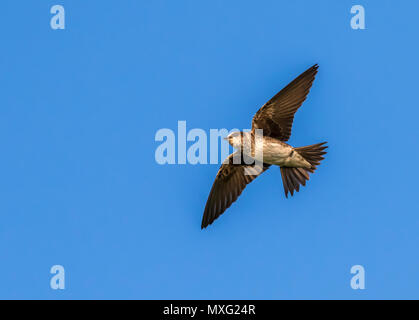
201;64;327;229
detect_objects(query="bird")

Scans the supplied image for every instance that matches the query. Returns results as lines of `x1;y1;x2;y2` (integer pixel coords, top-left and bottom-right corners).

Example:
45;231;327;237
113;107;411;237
201;64;327;229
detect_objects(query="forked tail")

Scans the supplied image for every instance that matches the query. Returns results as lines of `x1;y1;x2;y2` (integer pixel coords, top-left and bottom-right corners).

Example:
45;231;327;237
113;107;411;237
280;142;328;198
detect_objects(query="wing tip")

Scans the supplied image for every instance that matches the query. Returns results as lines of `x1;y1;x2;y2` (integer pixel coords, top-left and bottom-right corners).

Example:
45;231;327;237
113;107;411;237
201;217;214;229
201;213;211;229
311;64;319;75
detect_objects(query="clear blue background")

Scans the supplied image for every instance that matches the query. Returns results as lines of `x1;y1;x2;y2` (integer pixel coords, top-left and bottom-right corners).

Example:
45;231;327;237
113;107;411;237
1;0;418;299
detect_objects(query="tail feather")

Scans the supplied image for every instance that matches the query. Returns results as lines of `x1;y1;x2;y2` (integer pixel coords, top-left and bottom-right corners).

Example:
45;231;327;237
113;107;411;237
280;142;327;198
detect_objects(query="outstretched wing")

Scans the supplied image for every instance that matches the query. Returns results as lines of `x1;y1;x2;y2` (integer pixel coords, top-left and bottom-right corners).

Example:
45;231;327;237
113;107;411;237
201;153;270;229
252;64;319;141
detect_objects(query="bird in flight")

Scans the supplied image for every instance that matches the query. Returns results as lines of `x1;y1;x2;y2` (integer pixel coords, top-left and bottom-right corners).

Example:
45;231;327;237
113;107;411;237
201;64;327;229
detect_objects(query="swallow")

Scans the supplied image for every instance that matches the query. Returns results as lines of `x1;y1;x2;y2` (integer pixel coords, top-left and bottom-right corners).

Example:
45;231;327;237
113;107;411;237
201;64;327;229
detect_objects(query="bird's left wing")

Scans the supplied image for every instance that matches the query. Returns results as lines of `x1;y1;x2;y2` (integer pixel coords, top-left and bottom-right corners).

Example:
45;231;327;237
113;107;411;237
201;152;270;229
252;64;318;141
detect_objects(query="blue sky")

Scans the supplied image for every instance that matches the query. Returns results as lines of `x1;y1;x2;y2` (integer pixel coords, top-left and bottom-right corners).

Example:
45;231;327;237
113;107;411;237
1;0;419;299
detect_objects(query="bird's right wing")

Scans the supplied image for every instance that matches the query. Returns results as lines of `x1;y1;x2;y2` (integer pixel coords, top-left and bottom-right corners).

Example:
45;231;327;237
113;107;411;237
252;64;319;141
201;152;270;229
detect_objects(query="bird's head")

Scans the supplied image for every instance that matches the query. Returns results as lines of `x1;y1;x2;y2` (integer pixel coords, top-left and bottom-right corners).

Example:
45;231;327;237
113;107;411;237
224;131;243;149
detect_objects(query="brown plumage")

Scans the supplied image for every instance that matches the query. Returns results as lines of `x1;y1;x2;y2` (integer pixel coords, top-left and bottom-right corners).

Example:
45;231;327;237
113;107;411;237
201;64;327;229
201;153;271;229
252;64;319;141
280;142;328;198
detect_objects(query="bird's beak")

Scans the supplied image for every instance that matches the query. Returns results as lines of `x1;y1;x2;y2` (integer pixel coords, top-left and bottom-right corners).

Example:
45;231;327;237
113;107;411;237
223;137;228;141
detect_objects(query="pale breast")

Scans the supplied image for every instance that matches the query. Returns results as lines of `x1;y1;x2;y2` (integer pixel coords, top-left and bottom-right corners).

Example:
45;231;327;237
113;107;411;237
261;139;292;165
241;134;292;165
